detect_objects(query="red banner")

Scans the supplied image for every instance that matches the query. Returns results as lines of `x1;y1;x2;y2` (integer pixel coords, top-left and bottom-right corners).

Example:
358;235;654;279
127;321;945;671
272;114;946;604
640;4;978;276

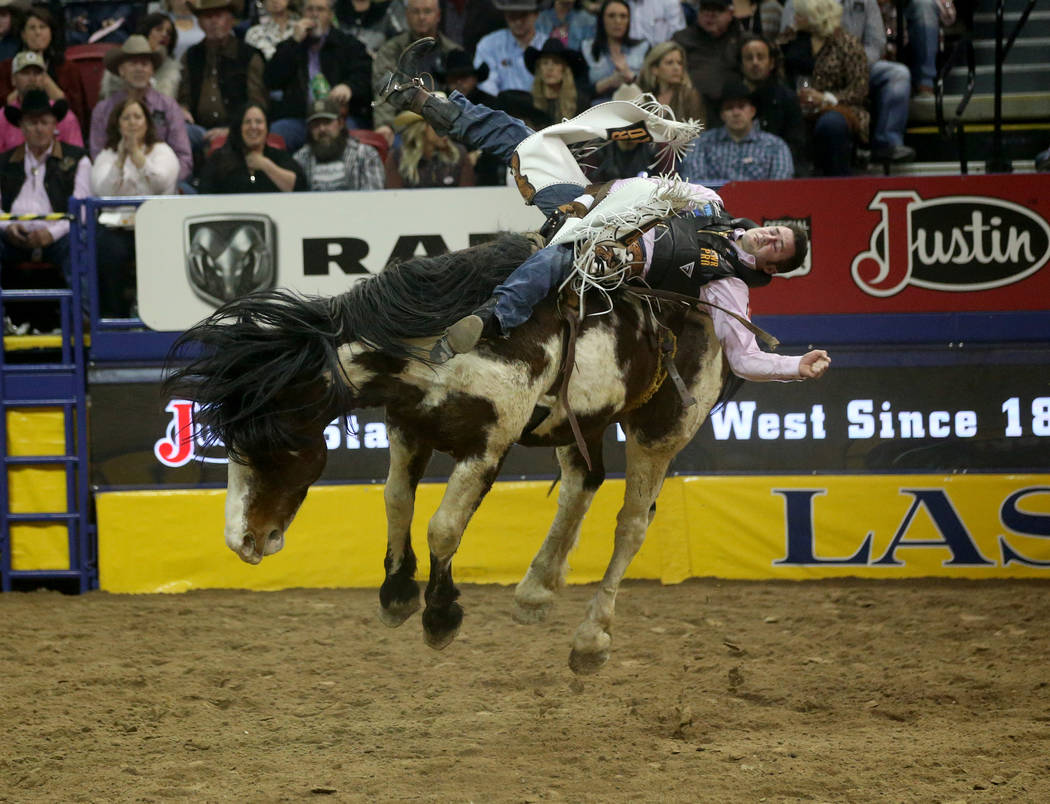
718;174;1050;315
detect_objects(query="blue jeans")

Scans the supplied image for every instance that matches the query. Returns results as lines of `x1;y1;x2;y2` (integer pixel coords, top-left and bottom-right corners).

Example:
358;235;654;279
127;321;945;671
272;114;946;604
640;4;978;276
447;91;585;331
869;60;912;150
448;91;583;215
812;110;852;176
905;0;940;88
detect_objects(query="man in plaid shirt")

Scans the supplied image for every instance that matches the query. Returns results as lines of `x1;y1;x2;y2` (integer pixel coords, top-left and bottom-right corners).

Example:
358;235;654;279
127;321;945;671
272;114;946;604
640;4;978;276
292;97;385;191
678;77;794;182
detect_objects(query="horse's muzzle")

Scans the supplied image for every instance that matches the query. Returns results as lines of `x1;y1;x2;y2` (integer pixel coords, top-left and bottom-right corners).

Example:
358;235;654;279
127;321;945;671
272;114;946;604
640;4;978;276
229;529;284;564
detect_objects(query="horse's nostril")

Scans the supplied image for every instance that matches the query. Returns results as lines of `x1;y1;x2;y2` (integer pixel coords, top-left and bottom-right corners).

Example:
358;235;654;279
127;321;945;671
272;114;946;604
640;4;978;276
267;529;281;543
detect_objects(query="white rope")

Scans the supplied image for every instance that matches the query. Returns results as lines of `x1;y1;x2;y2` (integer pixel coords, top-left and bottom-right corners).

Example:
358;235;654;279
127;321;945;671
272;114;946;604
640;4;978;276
558;176;720;320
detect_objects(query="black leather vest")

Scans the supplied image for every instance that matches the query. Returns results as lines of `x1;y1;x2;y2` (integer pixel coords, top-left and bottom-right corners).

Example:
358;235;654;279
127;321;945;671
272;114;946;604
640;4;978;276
645;214;771;296
0;142;87;214
185;38;255;124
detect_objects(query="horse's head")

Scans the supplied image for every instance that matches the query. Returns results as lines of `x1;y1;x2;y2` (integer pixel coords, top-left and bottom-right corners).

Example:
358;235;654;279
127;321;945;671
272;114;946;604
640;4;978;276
165;291;353;564
222;383;333;564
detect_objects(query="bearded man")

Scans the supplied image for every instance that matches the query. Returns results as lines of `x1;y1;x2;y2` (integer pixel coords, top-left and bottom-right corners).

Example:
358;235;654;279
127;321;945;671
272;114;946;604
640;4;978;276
292;97;384;191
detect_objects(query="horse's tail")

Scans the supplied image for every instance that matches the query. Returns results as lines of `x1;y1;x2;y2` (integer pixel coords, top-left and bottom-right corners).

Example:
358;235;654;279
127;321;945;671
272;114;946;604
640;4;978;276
164;289;351;460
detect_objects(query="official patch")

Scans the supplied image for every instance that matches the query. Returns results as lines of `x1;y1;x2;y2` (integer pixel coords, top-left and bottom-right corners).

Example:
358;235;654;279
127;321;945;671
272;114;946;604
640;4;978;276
699;247;719;267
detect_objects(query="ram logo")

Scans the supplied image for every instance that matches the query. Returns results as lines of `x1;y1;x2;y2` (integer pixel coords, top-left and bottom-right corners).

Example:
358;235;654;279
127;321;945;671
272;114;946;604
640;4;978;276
184;214;276;306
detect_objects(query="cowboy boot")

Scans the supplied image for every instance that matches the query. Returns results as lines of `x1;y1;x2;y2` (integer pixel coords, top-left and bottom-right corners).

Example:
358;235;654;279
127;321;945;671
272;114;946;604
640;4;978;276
374;37;463;136
429;297;501;362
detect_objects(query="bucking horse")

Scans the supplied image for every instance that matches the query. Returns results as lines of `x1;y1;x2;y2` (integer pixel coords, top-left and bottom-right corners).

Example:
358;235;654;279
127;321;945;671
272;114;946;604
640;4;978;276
166;232;728;674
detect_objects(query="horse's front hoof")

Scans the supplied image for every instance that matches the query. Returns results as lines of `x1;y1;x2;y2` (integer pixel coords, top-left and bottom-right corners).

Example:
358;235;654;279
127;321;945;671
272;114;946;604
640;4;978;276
377;597;421;628
421;602;463;650
512;598;552;624
569;647;609;675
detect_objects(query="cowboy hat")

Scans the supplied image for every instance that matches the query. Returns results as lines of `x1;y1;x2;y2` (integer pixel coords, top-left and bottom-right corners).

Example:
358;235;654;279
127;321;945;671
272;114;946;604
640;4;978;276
104;35;164;75
719;76;757;107
491;0;539;11
190;0;243;15
524;38;587;80
4;88;68;127
436;49;490;83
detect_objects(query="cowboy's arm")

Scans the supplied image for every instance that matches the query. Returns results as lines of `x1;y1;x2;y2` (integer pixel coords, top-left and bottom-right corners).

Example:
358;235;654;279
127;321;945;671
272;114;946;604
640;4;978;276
700;277;807;382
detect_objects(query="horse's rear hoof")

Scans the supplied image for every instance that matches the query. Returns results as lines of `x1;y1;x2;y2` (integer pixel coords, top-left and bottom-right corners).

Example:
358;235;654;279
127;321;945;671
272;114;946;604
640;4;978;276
569;647;609;675
512;599;552;624
377;597;421;628
422;602;463;650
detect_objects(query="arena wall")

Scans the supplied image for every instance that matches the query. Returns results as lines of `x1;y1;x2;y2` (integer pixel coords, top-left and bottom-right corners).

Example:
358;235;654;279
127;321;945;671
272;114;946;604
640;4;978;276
96;473;1050;593
6;176;1050;591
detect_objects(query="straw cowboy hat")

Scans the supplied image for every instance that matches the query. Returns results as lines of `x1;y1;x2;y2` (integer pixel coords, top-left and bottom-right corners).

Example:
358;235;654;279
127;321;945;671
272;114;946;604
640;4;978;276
4;88;68;127
104;35;164;75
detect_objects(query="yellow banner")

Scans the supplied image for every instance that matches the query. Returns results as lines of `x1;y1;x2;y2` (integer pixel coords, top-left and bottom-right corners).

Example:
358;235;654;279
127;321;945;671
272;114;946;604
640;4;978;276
96;474;1050;593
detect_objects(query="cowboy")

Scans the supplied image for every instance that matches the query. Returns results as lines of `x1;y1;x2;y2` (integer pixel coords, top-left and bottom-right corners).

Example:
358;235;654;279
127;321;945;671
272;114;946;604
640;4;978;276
90;35;194;181
437;49;493;104
474;0;546;96
177;0;268;153
678;76;794;182
0;51;83;152
293;96;384;191
377;40;830;382
0;89;91;330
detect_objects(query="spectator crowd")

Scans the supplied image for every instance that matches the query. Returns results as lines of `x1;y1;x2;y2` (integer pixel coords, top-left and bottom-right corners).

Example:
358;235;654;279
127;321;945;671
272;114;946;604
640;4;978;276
0;0;950;328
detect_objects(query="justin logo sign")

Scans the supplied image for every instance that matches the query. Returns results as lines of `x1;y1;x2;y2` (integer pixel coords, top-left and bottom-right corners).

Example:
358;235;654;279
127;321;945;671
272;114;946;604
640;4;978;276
851;191;1050;297
184;214;277;307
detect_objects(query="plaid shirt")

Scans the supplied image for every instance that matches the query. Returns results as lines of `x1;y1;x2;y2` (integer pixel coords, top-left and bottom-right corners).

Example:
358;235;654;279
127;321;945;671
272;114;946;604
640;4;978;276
679;124;794;183
293;137;385;191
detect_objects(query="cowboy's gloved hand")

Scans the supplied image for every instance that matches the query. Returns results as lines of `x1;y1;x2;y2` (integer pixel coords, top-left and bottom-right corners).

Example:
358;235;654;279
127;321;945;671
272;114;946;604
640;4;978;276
592;242;644;278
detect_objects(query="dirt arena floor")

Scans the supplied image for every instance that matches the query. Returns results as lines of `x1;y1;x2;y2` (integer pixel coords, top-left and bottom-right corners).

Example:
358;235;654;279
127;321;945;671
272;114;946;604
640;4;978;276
2;579;1050;803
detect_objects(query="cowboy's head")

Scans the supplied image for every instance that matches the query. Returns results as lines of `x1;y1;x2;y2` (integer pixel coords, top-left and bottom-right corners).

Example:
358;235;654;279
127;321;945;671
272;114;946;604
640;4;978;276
14;89;63;154
738;223;808;274
193;0;239;42
105;35;163;91
439;49;489;96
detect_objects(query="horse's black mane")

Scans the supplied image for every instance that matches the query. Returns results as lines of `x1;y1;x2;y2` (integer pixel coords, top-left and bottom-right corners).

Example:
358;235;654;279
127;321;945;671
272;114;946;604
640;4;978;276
337;233;536;357
165;233;536;459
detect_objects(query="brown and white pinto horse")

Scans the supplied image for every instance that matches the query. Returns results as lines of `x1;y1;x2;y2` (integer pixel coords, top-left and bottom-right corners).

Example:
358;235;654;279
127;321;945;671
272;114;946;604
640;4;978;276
167;234;727;674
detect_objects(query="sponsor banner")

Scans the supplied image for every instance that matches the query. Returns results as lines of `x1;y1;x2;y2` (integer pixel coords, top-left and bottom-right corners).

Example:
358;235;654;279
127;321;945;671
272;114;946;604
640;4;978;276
96;474;1050;593
88;361;1049;488
134;188;544;331
718;174;1050;315
676;474;1050;580
134;175;1050;332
